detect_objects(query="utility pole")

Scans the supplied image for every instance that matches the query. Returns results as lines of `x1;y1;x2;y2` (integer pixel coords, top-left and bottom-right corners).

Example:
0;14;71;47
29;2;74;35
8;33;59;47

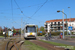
39;22;40;32
4;27;6;39
62;9;65;39
65;15;68;35
21;18;22;38
57;9;68;39
68;7;72;37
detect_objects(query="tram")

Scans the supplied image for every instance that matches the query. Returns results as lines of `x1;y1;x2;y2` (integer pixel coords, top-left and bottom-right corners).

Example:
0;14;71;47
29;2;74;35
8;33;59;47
23;24;37;39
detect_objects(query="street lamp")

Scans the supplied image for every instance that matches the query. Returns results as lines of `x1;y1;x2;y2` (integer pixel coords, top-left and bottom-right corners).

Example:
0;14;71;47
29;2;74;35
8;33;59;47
57;10;68;39
68;7;71;24
57;10;61;12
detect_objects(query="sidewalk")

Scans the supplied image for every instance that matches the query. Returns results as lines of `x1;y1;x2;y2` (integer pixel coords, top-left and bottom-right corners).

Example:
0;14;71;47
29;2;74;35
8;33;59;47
38;36;75;46
50;39;75;46
49;37;75;46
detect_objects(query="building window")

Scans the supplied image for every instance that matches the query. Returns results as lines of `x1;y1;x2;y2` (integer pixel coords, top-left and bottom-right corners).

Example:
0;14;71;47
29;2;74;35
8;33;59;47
45;25;47;28
58;22;60;25
58;27;60;30
51;25;52;27
51;25;52;26
46;23;48;24
62;22;63;23
64;24;67;27
50;25;51;27
54;22;56;24
54;27;56;28
51;22;53;24
45;30;47;32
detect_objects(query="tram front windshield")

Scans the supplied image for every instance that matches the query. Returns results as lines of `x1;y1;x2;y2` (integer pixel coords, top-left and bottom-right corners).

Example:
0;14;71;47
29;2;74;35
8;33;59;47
26;26;36;33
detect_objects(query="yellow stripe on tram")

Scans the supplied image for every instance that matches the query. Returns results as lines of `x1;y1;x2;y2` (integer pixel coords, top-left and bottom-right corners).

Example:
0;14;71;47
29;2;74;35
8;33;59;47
30;32;32;35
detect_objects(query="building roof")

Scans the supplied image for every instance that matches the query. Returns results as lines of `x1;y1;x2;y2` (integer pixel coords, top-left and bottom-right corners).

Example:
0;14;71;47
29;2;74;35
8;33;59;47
45;18;75;23
14;29;20;31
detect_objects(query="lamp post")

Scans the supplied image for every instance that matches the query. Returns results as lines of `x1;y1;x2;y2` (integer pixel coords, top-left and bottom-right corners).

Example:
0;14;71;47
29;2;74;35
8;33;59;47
68;7;72;37
68;7;71;23
57;10;68;39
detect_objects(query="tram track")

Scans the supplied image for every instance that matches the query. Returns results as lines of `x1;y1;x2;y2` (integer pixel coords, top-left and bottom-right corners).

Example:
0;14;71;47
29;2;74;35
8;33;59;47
5;38;24;50
29;39;70;50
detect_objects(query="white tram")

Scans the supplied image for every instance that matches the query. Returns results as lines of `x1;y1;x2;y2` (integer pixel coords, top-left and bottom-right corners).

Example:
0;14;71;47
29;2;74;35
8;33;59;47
23;24;37;39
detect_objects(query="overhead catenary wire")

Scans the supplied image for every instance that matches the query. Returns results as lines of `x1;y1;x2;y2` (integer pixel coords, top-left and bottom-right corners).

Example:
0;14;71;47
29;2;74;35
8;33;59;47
26;17;44;23
11;0;14;28
14;0;28;18
14;0;44;26
26;0;48;22
11;0;13;19
11;0;21;28
25;0;48;27
0;3;43;11
14;0;48;27
14;0;48;21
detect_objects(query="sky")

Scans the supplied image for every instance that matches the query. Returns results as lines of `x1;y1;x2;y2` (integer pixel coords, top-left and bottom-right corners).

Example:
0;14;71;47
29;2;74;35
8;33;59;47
0;0;75;29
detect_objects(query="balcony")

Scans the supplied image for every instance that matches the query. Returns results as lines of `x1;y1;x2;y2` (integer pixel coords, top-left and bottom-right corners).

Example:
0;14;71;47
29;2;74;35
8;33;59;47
50;28;54;29
57;30;60;32
51;25;58;27
51;25;63;27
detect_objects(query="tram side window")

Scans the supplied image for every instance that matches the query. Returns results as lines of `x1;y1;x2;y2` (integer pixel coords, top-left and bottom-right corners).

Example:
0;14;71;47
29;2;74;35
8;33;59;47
26;27;28;33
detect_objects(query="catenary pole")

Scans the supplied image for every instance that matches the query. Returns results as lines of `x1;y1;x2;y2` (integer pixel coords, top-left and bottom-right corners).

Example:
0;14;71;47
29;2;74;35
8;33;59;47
62;9;65;39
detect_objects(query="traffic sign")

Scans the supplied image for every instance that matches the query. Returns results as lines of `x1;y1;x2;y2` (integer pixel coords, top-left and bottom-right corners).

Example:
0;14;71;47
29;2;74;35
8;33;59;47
8;31;13;36
40;31;42;33
68;26;72;30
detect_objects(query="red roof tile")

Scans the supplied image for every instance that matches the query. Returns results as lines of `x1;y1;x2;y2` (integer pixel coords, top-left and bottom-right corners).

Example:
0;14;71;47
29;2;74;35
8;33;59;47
46;18;75;23
14;29;20;31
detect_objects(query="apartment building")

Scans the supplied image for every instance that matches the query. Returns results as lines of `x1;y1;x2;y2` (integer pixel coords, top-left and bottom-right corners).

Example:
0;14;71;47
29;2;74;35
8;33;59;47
44;18;75;33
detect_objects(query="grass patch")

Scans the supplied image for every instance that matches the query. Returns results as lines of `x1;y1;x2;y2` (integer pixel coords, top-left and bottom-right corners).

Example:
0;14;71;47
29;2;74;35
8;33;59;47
71;36;75;38
40;40;75;50
24;40;47;50
42;35;45;36
0;36;4;37
65;35;70;36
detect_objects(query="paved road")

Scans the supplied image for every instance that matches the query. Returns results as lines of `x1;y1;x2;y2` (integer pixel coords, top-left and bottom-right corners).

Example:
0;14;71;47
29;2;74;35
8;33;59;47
37;36;75;46
0;36;21;40
0;37;5;40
